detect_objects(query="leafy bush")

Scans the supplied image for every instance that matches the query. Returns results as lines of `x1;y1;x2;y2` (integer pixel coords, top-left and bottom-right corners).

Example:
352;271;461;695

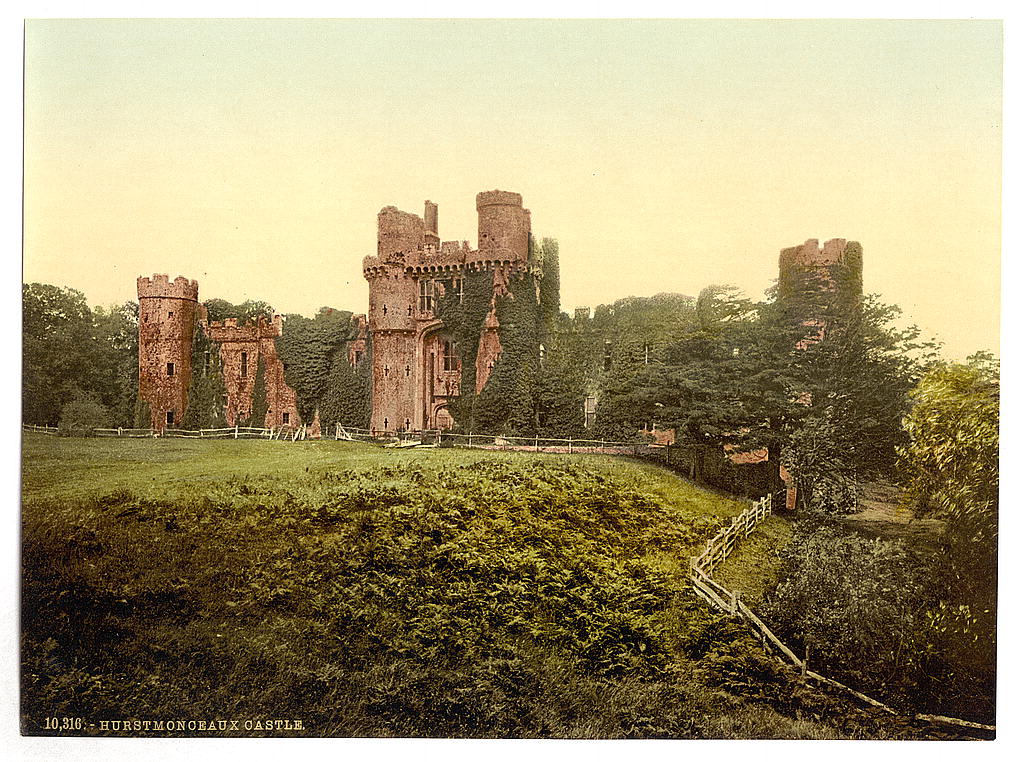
762;524;926;696
57;394;111;436
761;522;995;723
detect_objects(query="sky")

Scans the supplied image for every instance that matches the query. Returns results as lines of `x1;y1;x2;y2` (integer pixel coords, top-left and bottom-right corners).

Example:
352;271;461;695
23;18;1003;359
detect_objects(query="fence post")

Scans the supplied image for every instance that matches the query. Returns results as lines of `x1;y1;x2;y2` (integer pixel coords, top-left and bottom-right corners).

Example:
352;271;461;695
468;432;473;447
234;425;238;439
801;644;809;679
568;437;573;454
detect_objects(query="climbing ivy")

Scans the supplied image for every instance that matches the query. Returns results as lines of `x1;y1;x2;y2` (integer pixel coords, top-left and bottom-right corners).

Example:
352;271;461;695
434;270;494;397
537;237;561;335
203;299;274;325
777;241;863;330
275;308;370;429
319;336;373;428
181;324;228;429
133;397;152;429
237;355;268;428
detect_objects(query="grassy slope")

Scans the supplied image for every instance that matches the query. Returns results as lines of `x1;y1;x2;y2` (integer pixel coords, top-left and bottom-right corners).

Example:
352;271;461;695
714;516;793;605
21;433;856;738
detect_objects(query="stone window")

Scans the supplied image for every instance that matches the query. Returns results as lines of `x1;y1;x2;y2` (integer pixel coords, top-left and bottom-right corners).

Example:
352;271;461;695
168;311;174;318
418;280;434;312
353;350;363;365
443;340;458;371
166;410;175;426
603;341;613;371
584;396;597;429
241;351;248;378
166;362;174;376
282;412;290;425
452;278;464;304
382;304;388;316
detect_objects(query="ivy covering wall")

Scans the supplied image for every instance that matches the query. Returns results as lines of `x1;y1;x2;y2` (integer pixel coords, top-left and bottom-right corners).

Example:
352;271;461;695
275;308;371;430
181;323;228;429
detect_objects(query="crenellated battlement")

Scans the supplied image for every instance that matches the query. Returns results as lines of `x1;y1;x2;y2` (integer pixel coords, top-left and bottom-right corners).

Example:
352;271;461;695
137;274;199;301
779;238;849;270
476;190;523;209
377;206;425;263
205;315;284;342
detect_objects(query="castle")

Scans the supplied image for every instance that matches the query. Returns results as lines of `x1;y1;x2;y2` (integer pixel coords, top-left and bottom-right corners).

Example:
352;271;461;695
136;275;309;431
361;190;534;433
137;189;538;433
137;191;859;436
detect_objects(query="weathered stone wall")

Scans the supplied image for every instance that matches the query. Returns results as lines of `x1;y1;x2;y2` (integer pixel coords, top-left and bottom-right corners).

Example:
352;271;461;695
476;190;531;262
364;190;537;433
206;315;300;428
137;275;199;431
377;206;424;264
369;329;417;432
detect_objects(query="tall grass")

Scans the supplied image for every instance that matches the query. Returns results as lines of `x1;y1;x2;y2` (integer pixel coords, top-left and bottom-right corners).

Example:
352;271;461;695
20;434;914;738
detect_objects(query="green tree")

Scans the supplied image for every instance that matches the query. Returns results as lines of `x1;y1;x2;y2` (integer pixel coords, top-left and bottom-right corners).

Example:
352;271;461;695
763;524;927;695
203;299;274;324
58;393;111;436
276;308;368;429
91;302;139;426
898;356;998;618
23;284;138;426
783;296;938;512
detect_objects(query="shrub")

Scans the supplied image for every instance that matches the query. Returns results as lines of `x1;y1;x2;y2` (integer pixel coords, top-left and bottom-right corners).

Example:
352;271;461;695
58;394;110;436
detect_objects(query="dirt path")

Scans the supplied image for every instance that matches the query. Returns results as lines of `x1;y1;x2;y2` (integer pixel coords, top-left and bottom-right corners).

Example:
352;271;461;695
841;482;945;551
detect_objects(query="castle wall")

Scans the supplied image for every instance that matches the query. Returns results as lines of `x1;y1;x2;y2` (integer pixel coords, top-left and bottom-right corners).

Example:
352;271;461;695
370;330;418;432
137;275;199;431
363;191;537;432
476;190;531;262
206;316;300;428
778;238;851;302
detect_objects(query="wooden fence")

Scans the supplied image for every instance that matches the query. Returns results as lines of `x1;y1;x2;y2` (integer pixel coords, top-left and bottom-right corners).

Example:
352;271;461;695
335;425;655;454
23;423;309;441
690;492;996;734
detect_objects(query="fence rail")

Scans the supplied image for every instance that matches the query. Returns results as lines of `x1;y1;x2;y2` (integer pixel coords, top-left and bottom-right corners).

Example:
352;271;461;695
334;425;656;454
28;421;658;457
23;424;58;435
689;492;995;734
23;423;305;440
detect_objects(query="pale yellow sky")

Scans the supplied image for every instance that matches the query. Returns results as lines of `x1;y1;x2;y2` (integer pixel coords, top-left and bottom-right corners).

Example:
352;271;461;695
23;19;1002;359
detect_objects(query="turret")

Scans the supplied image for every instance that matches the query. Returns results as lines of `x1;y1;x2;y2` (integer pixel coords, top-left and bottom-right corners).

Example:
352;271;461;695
137;274;200;431
476;190;531;262
377;206;425;264
424;200;439;249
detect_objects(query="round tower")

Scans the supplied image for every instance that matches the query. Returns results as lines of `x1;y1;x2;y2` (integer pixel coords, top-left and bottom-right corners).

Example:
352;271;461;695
778;238;863;335
137;274;199;431
476;190;530;262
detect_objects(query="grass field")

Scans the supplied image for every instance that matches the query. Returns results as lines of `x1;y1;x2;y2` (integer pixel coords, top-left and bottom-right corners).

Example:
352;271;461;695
21;433;879;739
21;433;749;519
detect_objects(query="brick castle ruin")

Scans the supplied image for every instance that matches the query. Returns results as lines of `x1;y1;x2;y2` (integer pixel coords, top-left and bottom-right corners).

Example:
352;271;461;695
137;275;305;430
137;190;859;434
